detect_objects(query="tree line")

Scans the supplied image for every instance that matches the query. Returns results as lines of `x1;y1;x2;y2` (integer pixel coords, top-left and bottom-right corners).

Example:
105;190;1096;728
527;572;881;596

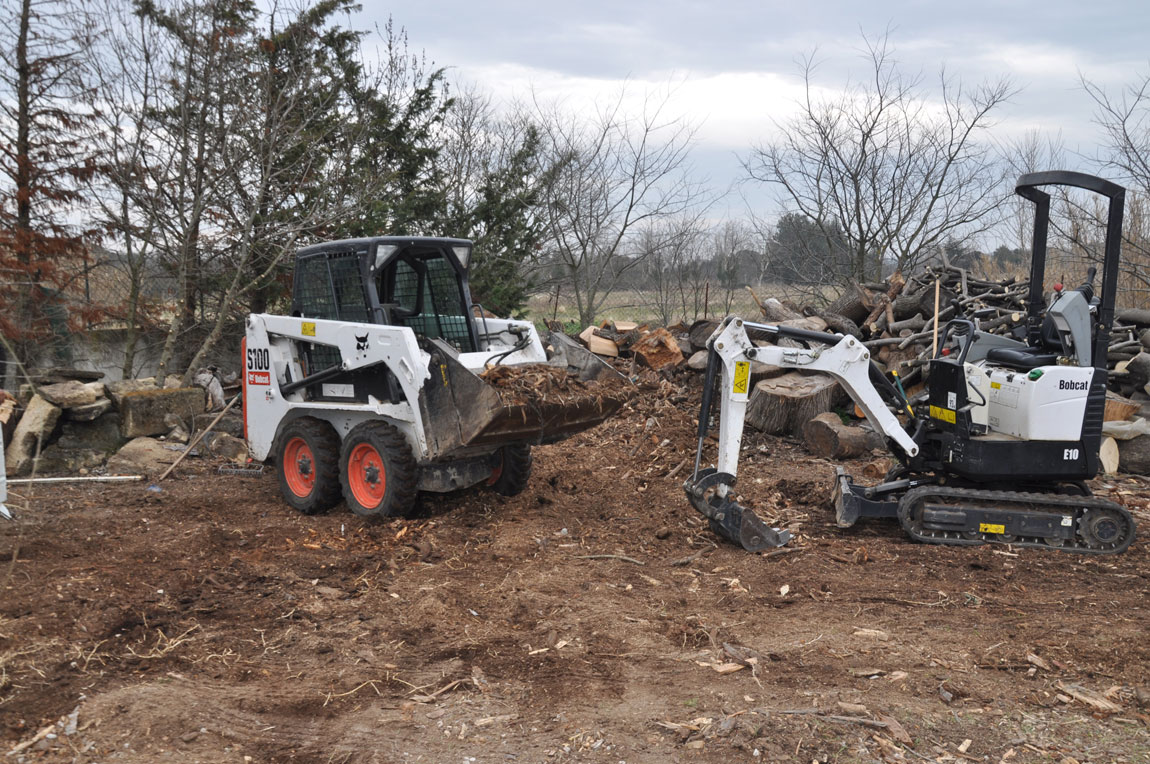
3;2;1150;381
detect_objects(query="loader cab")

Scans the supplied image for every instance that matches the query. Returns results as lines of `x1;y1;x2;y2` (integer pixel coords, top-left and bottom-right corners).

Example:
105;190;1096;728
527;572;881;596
291;236;479;353
289;237;478;403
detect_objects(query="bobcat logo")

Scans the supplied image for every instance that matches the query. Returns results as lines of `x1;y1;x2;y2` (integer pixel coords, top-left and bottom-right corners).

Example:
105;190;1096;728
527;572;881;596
355;334;369;351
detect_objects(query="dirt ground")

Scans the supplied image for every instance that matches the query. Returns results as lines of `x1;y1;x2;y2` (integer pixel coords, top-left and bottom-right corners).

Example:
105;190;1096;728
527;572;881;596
3;370;1150;763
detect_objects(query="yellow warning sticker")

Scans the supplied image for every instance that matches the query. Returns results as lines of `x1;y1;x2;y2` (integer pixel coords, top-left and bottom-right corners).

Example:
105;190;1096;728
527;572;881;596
929;405;956;424
302;321;316;337
990;381;1002;390
979;523;1006;535
733;361;750;394
440;364;449;386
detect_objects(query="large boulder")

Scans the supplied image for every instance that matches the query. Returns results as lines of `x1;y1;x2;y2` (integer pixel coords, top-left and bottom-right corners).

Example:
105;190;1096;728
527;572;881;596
106;437;178;476
106;378;158;408
119;387;206;438
64;397;113;422
38;380;106;409
193;412;244;439
204;432;249;463
37;412;129;474
5;395;63;476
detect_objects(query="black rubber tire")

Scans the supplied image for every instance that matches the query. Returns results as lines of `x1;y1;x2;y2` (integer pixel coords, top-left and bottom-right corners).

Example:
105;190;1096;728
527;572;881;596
273;417;342;515
489;443;532;497
339;421;418;517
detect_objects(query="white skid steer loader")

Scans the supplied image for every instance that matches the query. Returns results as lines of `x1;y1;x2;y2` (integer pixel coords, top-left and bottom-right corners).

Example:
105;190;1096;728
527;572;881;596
244;237;626;517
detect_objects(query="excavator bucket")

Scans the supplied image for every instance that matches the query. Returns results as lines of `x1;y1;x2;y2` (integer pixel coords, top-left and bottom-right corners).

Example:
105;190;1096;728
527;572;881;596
685;469;793;552
419;331;630;459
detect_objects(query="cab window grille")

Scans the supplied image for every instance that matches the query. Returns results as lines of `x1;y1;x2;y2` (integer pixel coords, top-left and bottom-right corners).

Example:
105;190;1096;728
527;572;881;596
424;257;473;351
292;251;369;377
294;255;337;319
382;254;474;352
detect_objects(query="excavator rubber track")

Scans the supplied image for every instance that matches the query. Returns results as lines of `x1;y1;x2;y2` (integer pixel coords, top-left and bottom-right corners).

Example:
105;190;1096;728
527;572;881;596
898;486;1135;555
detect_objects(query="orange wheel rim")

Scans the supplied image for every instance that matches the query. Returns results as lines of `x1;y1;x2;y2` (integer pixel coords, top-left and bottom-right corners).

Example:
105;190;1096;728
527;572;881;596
486;452;504;486
348;442;386;507
283;437;315;497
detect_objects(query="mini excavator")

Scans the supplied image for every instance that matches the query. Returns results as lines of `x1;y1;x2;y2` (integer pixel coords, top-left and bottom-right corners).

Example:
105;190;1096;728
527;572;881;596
685;171;1136;555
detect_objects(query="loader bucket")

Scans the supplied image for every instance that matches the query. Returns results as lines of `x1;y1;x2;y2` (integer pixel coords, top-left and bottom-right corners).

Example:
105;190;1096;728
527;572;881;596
418;331;630;459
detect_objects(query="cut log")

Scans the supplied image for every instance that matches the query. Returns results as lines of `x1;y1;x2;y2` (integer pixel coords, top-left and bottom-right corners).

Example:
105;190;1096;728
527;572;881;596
1117;308;1150;326
802;412;879;459
1105;391;1140;422
1100;436;1119;475
819;312;860;339
1117;435;1150;475
758;297;802;323
1124;352;1150;391
578;326;620;357
632;328;683;370
746;372;841;436
688;319;720;352
826;283;871;324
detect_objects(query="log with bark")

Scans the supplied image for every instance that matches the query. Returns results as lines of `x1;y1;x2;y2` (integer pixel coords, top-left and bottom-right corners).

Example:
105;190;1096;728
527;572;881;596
746;372;842;437
802;412;882;459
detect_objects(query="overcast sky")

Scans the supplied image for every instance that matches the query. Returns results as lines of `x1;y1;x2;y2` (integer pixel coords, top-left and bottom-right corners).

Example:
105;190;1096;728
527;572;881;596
364;0;1149;222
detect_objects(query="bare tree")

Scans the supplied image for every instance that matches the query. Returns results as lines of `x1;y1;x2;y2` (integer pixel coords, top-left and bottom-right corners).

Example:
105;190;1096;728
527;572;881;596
708;220;756;316
634;217;708;326
1084;71;1150;306
438;84;546;316
0;0;100;370
86;0;167;378
744;33;1013;286
534;87;708;326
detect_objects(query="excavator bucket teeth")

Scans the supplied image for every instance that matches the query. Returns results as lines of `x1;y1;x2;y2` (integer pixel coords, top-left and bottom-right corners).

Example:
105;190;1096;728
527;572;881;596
685;469;793;552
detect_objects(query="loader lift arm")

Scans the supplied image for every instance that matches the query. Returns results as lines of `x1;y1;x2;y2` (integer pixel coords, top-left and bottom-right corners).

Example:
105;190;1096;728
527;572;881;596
684;317;921;551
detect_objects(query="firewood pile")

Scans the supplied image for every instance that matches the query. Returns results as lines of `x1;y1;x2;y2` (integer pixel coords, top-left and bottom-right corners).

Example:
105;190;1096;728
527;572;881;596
554;319;689;373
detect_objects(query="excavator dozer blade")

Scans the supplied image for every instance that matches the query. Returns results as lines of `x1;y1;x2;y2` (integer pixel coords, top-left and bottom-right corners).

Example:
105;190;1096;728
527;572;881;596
685;469;793;552
420;332;630;459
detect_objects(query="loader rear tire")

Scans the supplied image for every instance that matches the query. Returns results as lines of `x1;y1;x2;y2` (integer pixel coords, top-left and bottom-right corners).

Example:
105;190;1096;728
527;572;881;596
340;421;418;517
274;417;342;515
488;443;532;497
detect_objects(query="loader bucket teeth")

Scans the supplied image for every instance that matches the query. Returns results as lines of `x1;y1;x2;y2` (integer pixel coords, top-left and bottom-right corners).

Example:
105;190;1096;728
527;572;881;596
685;469;793;552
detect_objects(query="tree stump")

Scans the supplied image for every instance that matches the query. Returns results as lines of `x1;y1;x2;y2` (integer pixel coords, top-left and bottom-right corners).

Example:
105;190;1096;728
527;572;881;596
633;328;683;370
746;372;841;436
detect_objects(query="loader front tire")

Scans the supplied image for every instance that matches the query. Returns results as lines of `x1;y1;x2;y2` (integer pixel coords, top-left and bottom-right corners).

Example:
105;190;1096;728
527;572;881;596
274;417;342;515
340;421;418;518
488;443;532;497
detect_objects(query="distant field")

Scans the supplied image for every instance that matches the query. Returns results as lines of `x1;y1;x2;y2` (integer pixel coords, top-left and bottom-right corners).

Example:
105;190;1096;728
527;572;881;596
525;286;771;328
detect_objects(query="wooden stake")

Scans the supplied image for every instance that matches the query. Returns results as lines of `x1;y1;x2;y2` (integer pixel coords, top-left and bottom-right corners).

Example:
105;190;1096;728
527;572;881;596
931;277;941;357
157;393;241;482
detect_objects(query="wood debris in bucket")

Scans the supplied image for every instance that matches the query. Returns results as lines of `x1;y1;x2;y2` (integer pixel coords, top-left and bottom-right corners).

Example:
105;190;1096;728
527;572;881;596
479;364;628;407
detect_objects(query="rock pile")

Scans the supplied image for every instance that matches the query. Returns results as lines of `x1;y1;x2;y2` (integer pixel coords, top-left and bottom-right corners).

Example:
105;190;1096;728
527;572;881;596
4;369;246;477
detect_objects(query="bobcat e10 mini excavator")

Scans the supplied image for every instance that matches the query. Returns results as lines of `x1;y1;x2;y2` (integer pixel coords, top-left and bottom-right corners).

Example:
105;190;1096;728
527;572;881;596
685;171;1136;555
244;236;625;517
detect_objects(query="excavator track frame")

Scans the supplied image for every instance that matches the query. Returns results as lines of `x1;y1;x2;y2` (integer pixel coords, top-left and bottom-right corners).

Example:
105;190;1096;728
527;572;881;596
898;486;1134;554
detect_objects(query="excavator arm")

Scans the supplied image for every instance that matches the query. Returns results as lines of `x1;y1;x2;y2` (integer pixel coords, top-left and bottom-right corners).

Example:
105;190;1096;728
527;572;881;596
684;317;920;551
